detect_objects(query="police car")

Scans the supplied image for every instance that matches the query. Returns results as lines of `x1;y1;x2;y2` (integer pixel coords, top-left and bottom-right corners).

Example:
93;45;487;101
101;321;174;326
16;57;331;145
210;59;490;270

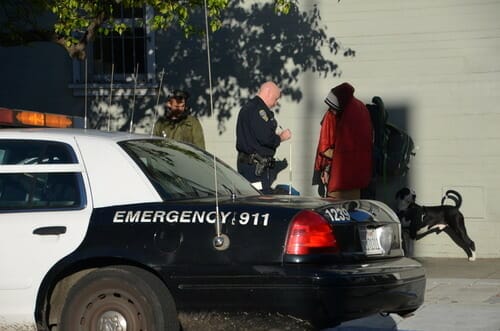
0;128;426;330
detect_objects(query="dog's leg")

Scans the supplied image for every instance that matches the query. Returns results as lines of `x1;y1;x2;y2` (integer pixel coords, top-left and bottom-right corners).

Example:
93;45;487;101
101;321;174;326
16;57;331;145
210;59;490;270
426;223;448;235
453;215;476;261
401;229;413;256
415;226;442;240
415;223;448;240
444;227;475;261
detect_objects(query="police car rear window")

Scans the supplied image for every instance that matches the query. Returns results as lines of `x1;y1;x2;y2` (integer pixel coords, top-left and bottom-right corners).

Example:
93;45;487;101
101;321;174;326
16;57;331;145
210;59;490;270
0;140;77;164
0;172;86;211
119;139;259;200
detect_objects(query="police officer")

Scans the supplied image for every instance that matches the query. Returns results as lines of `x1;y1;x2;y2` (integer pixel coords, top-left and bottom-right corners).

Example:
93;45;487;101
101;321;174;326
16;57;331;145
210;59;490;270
153;89;206;149
236;81;291;193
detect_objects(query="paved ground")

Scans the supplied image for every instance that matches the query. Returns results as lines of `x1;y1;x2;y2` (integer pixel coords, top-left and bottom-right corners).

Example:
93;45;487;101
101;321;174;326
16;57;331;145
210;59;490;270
328;257;500;331
179;258;500;331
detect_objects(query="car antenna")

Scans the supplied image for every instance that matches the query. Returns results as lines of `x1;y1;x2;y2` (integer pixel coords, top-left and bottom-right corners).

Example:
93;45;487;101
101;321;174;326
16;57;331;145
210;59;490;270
204;0;229;251
151;68;165;137
288;143;293;195
129;63;139;133
280;124;294;195
84;58;88;129
107;63;115;131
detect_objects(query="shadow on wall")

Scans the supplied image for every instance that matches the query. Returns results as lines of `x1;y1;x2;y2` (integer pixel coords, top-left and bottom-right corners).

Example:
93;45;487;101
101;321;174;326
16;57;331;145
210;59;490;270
114;0;355;134
84;1;417;208
370;103;415;209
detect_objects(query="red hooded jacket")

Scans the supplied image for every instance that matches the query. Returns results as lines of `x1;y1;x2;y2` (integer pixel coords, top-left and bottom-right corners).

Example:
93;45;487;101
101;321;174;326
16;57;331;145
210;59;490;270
314;83;373;192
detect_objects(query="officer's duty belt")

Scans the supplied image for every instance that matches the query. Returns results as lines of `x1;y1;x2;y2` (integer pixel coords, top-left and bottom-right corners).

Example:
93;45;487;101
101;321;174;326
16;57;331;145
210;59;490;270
238;152;273;164
237;152;254;164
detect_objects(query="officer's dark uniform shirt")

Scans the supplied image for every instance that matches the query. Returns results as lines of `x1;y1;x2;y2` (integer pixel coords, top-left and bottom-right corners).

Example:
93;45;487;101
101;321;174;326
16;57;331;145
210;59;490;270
236;96;280;157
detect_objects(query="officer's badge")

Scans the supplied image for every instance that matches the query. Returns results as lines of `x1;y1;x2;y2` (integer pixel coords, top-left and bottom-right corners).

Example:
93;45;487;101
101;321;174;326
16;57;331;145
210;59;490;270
258;109;269;122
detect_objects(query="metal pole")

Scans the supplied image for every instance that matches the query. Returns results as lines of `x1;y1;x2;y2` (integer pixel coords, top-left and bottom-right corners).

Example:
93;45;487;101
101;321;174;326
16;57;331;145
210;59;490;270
84;58;88;129
289;143;292;195
107;63;114;131
151;68;165;136
129;63;139;133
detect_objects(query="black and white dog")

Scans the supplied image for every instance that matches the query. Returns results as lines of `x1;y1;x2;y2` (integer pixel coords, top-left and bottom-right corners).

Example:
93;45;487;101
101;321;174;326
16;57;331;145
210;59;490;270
395;187;476;261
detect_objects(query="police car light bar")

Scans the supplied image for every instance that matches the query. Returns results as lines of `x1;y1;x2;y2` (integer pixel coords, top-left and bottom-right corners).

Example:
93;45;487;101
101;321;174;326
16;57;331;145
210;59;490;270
0;107;84;128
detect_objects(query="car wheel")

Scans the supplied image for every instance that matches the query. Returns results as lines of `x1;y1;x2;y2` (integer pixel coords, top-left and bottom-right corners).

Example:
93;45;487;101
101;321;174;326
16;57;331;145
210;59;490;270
60;266;179;331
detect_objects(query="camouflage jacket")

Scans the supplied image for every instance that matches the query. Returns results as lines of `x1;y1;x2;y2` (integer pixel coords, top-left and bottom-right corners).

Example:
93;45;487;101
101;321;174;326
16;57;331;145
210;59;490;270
153;115;205;150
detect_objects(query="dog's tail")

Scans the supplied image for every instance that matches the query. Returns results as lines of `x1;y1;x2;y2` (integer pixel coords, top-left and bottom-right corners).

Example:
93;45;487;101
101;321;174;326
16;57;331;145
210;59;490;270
441;189;462;208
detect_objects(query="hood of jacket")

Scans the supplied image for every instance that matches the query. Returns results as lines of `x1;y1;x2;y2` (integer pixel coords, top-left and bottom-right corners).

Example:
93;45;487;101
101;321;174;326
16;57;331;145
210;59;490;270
332;82;355;109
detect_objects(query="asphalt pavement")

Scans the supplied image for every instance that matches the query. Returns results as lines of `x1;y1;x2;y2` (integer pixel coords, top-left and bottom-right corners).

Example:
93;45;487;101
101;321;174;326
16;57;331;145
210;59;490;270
328;257;500;331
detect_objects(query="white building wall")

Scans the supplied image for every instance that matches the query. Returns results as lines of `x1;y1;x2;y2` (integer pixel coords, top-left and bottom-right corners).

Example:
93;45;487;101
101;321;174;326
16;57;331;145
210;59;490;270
203;0;500;258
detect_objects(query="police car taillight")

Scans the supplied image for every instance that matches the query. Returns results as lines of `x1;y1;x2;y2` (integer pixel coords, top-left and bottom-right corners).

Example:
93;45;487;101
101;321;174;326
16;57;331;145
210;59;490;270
285;210;339;255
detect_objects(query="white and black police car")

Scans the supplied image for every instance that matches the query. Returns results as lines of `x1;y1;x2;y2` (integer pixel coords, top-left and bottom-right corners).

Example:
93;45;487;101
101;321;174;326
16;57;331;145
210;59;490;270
0;125;426;330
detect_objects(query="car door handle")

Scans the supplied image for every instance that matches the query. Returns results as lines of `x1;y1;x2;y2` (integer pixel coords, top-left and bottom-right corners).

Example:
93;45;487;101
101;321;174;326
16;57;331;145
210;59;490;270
33;226;67;235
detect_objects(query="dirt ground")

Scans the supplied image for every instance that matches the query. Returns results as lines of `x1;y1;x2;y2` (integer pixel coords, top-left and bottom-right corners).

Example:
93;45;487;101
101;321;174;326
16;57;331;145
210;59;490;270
178;311;315;331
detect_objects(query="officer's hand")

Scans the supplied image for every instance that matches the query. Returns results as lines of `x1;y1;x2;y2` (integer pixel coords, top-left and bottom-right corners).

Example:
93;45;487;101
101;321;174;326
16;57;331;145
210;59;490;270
279;128;291;142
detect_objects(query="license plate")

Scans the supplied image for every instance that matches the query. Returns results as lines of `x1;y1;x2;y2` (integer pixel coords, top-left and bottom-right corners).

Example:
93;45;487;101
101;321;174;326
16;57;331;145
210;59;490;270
360;227;383;255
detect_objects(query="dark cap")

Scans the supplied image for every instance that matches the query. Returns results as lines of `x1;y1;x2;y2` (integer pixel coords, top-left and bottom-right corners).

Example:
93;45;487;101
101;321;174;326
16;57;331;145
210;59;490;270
168;89;190;100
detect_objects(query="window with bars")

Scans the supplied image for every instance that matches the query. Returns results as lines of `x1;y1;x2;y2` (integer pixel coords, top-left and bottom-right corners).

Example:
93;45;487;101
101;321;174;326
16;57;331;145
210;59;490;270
70;5;157;94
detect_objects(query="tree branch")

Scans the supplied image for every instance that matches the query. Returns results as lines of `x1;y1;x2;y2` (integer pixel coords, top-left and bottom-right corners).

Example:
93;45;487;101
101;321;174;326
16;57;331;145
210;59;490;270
57;11;107;61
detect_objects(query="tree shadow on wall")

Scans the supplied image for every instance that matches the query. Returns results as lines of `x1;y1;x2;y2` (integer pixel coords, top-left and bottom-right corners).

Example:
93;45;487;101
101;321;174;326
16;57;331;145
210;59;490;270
133;0;354;134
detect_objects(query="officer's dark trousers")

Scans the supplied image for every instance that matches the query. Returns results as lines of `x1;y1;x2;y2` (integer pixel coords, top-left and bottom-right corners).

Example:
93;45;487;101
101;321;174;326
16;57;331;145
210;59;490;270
237;161;273;194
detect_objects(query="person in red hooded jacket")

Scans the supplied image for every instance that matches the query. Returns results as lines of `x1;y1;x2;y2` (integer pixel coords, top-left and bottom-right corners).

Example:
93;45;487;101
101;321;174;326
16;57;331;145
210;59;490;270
312;82;373;199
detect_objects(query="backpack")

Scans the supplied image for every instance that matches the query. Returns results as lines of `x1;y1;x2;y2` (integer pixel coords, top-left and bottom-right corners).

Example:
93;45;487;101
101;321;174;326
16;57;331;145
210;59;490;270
366;96;415;178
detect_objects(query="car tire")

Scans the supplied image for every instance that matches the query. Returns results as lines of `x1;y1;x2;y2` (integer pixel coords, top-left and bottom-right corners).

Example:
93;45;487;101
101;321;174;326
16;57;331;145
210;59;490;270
60;265;179;331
